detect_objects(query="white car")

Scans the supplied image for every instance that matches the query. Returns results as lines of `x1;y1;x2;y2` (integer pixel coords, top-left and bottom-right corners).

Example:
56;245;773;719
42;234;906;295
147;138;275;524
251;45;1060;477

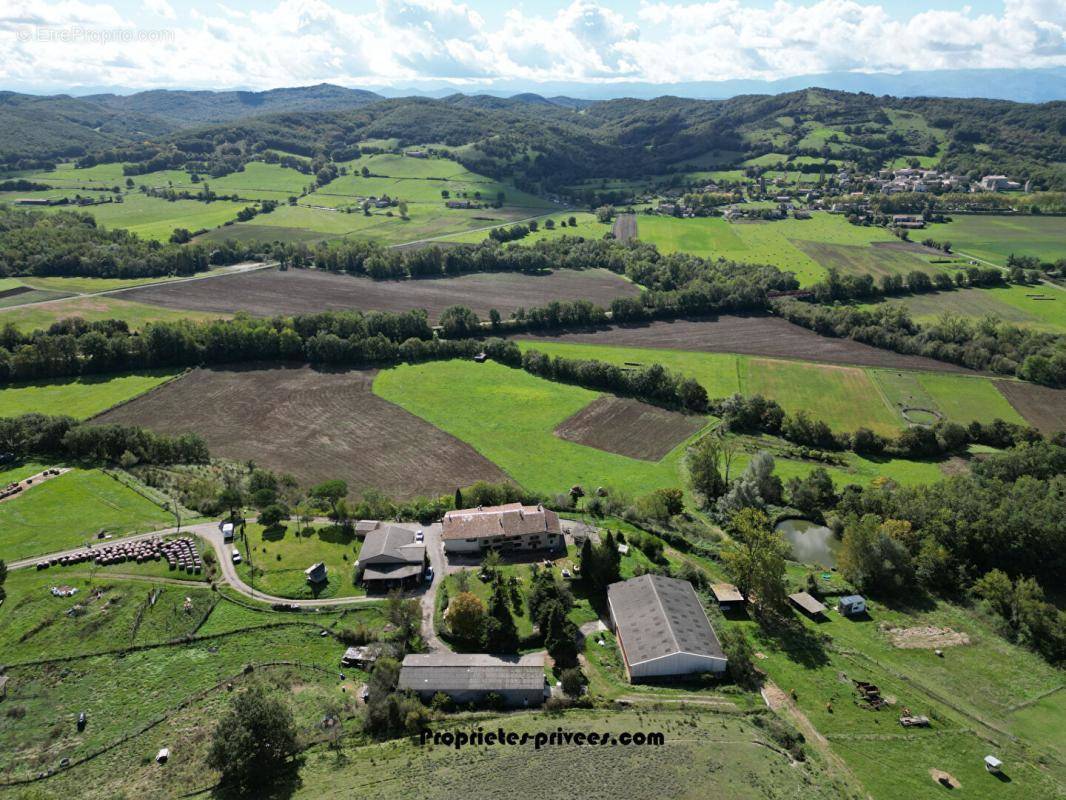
415;529;424;542
231;548;241;564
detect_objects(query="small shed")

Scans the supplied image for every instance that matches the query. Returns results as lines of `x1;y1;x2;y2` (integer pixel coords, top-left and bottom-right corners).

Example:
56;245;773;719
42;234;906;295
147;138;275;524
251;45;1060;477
305;562;328;584
473;352;488;363
837;595;866;616
711;583;744;609
156;748;170;764
355;520;380;535
789;591;828;618
985;755;1003;773
342;645;379;668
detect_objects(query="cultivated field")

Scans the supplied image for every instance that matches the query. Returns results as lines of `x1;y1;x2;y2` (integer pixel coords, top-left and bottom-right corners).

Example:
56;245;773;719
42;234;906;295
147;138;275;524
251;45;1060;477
120;266;639;321
995;380;1066;434
518;315;980;373
554;395;708;460
611;213;638;242
91;364;510;499
925;214;1066;265
0;370;180;419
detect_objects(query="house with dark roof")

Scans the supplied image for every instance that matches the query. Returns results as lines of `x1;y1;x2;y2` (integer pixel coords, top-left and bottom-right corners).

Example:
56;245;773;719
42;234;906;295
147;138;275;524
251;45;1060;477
442;503;562;556
398;653;548;707
356;525;426;591
607;574;727;681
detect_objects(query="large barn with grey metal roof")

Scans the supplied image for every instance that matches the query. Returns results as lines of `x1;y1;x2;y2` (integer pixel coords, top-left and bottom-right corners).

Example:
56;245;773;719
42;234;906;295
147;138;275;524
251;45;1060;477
607;574;727;681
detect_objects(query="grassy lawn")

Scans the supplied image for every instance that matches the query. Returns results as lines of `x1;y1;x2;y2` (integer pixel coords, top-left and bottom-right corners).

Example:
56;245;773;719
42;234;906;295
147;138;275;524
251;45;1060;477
233;522;366;600
925;215;1066;265
0;468;174;561
0;370;180;419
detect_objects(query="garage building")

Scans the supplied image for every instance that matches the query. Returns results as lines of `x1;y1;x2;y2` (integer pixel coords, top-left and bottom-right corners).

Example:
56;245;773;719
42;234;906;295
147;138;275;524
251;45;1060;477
608;574;727;681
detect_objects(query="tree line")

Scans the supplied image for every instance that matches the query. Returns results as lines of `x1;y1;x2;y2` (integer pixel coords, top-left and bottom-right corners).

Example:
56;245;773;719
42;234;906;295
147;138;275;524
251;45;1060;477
0;413;209;465
774;299;1066;386
0;207;264;280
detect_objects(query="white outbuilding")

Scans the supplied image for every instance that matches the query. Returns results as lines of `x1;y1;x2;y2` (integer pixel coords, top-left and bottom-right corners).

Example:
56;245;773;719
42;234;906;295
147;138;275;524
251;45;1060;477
607;574;727;681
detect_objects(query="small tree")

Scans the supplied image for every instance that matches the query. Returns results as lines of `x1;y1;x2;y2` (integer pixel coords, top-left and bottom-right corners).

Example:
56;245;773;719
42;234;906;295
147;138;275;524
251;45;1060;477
448;591;486;643
722;508;788;613
385;590;422;647
485;577;520;653
687;435;726;506
206;684;297;791
258;503;290;529
560;667;586;698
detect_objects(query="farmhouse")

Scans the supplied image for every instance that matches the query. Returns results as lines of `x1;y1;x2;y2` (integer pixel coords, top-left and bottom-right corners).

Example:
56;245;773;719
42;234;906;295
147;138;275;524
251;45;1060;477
356;525;426;590
398;653;548;707
441;503;563;556
607;574;727;681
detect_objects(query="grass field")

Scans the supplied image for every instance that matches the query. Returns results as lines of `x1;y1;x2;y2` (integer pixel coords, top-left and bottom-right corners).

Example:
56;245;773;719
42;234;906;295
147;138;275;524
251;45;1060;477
374;358;949;497
860;284;1066;334
635;213;932;286
36;193;249;241
0;468;174;560
0;370;180;419
732;593;1066;799
925;214;1066;265
0;294;230;332
233;522;366;600
516;339;1021;432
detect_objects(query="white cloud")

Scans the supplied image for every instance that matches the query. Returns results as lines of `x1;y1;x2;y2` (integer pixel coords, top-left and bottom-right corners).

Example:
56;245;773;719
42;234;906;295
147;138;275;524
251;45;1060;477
1;0;1064;91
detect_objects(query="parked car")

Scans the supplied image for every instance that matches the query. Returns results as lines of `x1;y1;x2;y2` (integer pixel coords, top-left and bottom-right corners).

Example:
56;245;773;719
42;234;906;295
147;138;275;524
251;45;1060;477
424;566;434;583
77;712;87;731
231;548;241;564
415;529;424;542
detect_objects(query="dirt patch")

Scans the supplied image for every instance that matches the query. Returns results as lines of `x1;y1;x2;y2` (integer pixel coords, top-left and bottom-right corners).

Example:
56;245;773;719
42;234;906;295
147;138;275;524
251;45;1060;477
0;286;35;300
554;395;707;460
883;625;971;649
121;267;639;323
90;364;509;499
872;240;945;256
929;768;961;789
938;456;971;477
612;213;637;243
520;315;979;374
995;380;1066;434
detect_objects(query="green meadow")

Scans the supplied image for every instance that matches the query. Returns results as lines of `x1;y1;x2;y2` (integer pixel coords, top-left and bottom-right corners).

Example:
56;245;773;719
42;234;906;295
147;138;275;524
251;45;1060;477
860;283;1066;334
233;522;366;600
0;370;180;419
0;468;174;560
0;293;229;332
925;214;1066;265
635;212;927;286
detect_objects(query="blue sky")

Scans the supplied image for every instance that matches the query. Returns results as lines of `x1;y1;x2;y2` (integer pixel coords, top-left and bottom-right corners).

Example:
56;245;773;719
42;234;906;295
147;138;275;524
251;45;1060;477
1;0;1063;92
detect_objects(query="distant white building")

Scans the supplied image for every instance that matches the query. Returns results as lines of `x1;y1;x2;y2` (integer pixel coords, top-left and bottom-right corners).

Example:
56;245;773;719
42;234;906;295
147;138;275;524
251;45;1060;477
980;175;1021;192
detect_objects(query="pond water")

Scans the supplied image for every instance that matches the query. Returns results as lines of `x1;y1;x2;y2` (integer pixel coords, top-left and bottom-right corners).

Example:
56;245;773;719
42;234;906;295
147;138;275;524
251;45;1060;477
775;518;839;568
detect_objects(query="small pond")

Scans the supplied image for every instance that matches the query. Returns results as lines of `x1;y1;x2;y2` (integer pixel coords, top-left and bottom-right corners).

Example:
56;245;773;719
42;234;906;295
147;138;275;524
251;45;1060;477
775;518;839;568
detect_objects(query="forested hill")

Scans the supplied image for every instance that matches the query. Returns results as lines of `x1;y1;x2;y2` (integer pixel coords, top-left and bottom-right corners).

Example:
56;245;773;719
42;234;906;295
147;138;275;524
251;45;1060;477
3;86;1064;190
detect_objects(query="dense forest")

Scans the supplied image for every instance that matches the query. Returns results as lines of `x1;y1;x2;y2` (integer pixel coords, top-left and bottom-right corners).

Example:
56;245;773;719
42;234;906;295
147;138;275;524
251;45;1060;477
4;87;1064;190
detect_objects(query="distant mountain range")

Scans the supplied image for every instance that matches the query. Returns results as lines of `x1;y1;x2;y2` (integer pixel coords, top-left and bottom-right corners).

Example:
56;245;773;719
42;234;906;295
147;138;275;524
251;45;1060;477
49;68;1066;105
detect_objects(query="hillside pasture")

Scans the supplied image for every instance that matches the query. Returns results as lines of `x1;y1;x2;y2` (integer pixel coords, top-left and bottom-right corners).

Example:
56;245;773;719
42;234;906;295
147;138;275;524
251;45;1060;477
554;396;709;460
0;468;173;561
90;364;510;499
120;266;639;322
36;193;250;241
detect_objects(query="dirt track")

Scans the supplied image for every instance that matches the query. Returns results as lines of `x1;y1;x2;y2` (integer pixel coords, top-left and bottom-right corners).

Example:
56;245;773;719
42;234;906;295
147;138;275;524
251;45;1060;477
520;315;981;374
612;213;638;242
91;364;509;499
121;267;639;323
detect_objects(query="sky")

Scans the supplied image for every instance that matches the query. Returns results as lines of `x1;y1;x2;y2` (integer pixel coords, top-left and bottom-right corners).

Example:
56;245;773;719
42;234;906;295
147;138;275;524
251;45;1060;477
1;0;1064;93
